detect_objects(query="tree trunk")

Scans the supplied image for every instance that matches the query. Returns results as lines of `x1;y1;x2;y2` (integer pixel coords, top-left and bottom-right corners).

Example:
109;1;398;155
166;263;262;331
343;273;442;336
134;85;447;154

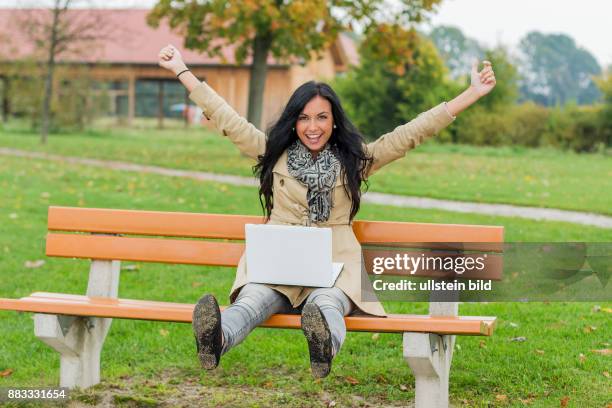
157;80;164;129
1;76;9;123
41;1;63;144
247;32;272;130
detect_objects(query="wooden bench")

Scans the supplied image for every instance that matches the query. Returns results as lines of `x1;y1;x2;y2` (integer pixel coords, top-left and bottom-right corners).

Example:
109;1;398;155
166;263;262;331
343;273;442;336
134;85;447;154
0;206;503;408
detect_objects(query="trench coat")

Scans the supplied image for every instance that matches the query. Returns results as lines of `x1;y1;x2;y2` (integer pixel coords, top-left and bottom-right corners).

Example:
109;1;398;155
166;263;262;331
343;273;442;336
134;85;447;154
189;82;455;317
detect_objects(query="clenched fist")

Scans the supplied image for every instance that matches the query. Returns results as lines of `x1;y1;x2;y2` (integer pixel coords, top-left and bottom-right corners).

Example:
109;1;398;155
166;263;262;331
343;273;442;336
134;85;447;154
158;44;187;75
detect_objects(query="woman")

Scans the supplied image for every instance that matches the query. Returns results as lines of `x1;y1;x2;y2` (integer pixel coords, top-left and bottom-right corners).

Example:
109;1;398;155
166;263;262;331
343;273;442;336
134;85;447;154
157;44;496;378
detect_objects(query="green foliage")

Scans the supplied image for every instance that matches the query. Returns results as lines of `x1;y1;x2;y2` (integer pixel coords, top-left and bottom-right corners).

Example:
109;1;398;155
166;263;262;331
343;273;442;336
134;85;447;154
594;67;612;146
334;33;452;139
518;31;602;106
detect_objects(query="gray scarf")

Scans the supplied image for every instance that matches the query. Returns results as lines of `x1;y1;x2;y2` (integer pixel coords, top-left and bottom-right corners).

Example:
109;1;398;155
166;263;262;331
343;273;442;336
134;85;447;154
287;140;340;223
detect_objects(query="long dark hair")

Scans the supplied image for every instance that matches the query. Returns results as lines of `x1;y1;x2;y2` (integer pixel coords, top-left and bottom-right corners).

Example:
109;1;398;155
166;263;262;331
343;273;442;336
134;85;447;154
253;81;372;221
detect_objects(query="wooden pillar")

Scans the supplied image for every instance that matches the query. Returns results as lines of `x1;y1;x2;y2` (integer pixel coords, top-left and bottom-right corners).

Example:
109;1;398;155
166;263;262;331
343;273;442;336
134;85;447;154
127;74;135;126
184;88;189;128
157;80;164;129
1;76;9;123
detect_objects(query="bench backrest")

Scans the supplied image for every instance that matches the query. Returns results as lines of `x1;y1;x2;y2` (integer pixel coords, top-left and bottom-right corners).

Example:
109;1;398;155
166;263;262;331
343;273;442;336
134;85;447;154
46;206;504;272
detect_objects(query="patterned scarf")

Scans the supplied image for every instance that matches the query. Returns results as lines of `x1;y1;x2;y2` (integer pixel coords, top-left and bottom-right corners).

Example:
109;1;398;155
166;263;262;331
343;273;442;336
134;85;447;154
287;140;340;223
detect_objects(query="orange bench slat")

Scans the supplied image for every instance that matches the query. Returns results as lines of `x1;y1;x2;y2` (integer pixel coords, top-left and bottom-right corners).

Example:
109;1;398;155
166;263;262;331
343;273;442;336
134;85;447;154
46;233;245;266
0;294;496;336
47;206;504;247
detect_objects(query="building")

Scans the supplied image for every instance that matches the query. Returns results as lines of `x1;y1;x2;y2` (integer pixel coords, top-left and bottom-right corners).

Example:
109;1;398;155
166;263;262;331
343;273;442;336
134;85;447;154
0;8;358;127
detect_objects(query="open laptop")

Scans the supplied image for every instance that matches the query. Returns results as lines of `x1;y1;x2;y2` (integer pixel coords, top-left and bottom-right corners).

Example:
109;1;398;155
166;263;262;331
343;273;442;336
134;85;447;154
245;224;344;287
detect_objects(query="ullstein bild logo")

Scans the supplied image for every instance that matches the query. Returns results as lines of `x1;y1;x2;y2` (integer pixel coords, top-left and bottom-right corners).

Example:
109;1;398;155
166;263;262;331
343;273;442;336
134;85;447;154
361;243;611;302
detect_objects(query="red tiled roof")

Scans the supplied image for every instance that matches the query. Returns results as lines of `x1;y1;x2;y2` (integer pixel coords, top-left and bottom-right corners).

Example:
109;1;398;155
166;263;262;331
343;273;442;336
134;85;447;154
0;8;359;68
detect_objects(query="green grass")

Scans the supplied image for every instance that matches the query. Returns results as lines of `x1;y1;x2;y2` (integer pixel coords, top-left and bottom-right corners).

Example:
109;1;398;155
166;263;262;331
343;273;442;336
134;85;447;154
1;120;611;216
0;155;611;407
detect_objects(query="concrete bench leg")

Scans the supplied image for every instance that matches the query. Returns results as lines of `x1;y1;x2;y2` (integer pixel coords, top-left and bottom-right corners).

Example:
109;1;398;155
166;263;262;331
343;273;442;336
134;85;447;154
404;332;455;408
34;259;120;389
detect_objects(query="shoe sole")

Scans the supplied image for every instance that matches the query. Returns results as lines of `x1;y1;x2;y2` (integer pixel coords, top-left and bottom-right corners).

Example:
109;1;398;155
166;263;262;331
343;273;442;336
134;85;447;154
192;294;221;369
301;303;332;378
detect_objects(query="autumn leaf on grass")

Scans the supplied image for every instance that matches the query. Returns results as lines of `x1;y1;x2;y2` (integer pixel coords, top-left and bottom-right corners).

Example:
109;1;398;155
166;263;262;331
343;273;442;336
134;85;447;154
560;396;570;407
399;384;408;391
479;340;487;348
591;349;612;355
579;353;586;363
159;329;169;337
0;368;13;377
495;394;507;402
535;349;545;355
583;325;597;333
345;376;359;385
24;260;45;268
371;333;380;341
603;371;610;378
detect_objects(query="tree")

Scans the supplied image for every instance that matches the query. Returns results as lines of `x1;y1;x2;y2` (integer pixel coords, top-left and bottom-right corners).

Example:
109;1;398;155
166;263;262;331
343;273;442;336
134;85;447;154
13;2;114;143
147;0;444;129
594;66;612;146
428;25;483;80
334;31;452;139
518;31;601;106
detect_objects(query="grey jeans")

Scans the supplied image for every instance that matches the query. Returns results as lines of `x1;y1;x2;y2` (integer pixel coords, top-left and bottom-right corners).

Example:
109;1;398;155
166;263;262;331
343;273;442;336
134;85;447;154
220;283;353;356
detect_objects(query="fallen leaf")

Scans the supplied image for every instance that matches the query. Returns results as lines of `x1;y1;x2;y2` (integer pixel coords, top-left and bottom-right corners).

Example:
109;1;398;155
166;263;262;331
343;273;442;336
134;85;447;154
24;260;45;269
509;322;519;328
262;381;273;388
376;374;388;384
371;333;380;341
560;396;570;407
40;192;50;199
583;325;597;333
579;353;586;363
399;384;408;391
159;329;169;337
495;394;507;402
326;401;336;407
535;349;545;355
345;376;359;385
519;397;534;404
602;308;612;314
591;349;612;355
0;368;13;377
191;281;203;288
479;340;487;348
603;371;610;378
511;336;527;342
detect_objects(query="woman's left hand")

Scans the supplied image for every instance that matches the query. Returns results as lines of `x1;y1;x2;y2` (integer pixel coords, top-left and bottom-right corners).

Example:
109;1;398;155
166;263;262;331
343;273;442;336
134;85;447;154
470;60;496;97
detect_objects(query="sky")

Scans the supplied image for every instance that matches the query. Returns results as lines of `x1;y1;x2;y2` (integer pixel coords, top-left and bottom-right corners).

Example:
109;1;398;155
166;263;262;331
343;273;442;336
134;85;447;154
2;0;610;68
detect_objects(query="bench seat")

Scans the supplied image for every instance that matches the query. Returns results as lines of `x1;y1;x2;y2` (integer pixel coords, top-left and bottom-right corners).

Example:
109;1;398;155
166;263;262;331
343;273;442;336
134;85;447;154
1;293;496;336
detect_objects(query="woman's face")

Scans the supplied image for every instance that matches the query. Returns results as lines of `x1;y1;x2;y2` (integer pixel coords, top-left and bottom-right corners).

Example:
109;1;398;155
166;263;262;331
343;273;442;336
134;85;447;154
295;95;334;156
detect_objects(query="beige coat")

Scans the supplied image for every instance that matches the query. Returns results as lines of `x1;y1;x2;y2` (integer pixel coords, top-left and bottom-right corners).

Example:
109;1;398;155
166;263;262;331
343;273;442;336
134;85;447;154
190;82;455;317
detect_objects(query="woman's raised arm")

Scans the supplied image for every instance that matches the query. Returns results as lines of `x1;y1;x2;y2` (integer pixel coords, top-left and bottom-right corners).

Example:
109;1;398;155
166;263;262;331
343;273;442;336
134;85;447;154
158;44;266;159
365;60;496;175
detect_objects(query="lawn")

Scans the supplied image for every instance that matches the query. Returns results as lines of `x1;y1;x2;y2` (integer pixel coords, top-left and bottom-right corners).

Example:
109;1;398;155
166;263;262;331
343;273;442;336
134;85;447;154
1;120;611;216
0;154;610;407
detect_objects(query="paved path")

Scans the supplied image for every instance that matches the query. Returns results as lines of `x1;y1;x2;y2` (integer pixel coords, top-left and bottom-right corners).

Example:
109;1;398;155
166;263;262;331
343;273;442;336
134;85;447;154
2;147;611;229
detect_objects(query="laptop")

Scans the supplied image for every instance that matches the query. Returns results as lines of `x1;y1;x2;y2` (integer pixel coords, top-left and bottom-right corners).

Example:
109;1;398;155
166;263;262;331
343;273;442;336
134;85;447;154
245;224;344;287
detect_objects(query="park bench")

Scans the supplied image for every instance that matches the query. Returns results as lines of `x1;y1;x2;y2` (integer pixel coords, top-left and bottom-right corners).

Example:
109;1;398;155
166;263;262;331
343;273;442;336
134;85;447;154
0;206;503;408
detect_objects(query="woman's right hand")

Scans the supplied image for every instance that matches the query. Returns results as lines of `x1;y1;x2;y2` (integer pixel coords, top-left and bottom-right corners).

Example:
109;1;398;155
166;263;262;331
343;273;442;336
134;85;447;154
158;44;187;75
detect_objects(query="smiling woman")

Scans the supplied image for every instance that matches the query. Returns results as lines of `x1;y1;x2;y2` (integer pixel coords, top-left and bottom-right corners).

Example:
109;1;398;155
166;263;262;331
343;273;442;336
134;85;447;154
157;43;496;379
